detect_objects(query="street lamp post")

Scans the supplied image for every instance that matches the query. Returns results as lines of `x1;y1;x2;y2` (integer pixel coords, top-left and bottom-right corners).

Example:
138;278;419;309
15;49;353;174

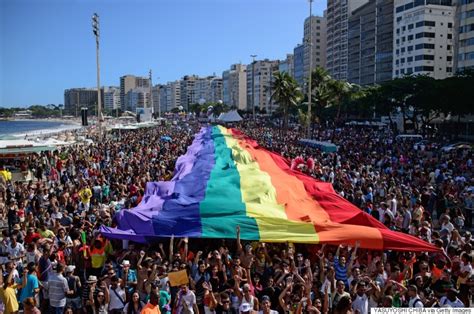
92;13;102;134
250;54;257;120
307;0;313;138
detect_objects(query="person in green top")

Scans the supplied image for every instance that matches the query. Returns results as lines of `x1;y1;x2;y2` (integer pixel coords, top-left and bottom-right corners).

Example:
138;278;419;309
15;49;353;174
383;280;407;307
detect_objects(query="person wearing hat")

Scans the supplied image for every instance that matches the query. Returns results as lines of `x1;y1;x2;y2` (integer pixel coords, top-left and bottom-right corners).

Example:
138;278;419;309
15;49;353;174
120;259;138;297
439;288;464;308
82;275;98;312
65;265;82;314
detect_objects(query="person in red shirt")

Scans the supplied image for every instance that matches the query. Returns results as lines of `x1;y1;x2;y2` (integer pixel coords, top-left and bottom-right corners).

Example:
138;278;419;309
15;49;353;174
24;227;41;245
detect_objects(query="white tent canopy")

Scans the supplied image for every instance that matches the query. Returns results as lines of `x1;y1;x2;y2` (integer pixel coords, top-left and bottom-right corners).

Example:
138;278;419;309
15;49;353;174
217;110;243;122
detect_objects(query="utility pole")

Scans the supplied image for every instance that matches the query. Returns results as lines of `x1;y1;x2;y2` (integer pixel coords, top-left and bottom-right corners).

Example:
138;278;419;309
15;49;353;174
250;54;257;120
149;69;154;118
307;0;313;138
92;13;102;134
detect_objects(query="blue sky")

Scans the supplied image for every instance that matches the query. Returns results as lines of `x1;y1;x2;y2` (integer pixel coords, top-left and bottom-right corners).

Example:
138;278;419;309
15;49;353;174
0;0;326;107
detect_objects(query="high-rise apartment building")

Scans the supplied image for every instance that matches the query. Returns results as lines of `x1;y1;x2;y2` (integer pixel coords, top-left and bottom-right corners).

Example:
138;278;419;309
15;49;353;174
393;0;455;79
375;0;395;83
151;85;162;114
326;0;369;80
180;75;198;110
454;0;474;72
160;81;181;112
64;88;102;116
246;59;280;113
293;44;305;86
347;0;394;85
103;86;121;112
223;64;248;110
209;77;223;103
348;1;377;85
192;76;223;104
303;16;327;79
120;75;150;111
279;54;294;77
124;87;149;113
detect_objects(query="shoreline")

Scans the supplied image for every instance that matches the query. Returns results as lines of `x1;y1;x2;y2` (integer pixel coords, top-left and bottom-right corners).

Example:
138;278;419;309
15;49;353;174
0;119;84;139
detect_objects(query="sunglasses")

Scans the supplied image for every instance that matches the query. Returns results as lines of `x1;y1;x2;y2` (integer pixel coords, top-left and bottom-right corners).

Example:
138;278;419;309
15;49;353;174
222;300;230;304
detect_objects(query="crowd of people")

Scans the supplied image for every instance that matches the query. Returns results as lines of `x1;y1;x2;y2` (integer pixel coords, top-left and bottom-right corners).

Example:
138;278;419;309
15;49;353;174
0;119;472;314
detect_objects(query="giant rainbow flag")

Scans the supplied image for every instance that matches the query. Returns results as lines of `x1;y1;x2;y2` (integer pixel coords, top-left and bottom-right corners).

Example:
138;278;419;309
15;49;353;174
100;125;438;252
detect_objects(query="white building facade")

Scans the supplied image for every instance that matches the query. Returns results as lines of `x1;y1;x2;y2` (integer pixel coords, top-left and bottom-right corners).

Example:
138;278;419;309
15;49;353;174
223;64;248;110
393;0;455;79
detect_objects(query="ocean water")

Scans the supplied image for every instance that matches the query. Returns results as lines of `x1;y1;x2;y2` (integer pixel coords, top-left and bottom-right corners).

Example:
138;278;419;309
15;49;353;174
0;120;80;139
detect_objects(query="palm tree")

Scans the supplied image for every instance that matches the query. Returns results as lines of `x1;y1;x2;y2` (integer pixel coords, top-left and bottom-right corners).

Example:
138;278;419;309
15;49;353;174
270;71;302;133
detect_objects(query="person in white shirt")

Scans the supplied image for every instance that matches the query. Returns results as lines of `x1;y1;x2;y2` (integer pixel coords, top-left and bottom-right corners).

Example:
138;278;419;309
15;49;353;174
439;288;464;308
258;295;278;314
6;235;25;264
407;285;423;308
108;275;126;314
352;281;369;314
175;284;198;314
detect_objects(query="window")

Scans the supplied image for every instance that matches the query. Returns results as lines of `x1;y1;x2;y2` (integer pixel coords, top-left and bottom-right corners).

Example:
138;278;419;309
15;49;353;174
447;33;452;39
447;56;452;61
401;58;405;63
401;47;406;53
396;49;400;54
396;39;400;44
447;67;452;72
402;26;406;31
447;45;452;50
408;24;414;30
397;28;400;34
415;55;434;61
397;16;402;22
396;5;404;13
416;21;423;28
448;22;452;28
425;21;435;27
408;34;414;41
407;56;413;62
395;70;399;75
408;45;414;51
407;68;413;74
401;68;405;74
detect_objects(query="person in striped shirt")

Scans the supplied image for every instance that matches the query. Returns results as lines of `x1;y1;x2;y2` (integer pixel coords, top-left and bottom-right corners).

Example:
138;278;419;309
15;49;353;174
333;241;360;288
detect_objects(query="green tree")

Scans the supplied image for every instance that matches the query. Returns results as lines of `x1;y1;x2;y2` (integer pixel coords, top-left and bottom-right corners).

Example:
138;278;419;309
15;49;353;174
270;71;302;133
